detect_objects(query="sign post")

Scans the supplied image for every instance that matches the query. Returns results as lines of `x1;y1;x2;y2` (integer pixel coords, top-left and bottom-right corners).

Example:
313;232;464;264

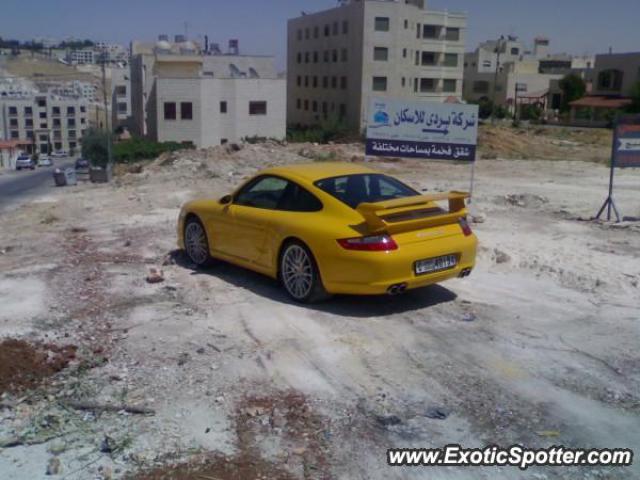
596;115;640;222
365;97;479;198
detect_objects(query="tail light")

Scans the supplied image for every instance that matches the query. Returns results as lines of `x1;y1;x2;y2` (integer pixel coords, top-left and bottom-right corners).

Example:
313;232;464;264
337;234;398;251
459;217;473;237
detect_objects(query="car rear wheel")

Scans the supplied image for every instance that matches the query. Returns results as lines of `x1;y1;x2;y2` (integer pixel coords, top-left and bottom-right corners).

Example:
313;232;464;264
280;241;328;303
184;218;213;267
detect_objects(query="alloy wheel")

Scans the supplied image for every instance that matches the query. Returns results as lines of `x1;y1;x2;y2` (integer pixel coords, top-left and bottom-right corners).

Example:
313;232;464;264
185;221;209;265
281;244;314;300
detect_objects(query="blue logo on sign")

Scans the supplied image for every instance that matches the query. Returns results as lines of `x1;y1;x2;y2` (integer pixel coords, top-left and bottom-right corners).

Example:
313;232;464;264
371;108;389;128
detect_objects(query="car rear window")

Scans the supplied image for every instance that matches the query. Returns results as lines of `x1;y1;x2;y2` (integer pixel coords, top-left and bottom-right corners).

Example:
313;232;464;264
315;174;418;209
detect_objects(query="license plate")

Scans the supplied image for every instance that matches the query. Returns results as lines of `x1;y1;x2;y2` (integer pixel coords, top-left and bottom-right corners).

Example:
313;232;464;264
414;255;458;275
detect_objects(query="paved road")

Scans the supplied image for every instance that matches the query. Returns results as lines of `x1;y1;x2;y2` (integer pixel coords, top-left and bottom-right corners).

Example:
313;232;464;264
0;159;75;213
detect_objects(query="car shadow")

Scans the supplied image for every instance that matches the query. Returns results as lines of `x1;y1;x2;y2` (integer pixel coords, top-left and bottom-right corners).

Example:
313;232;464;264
168;250;457;318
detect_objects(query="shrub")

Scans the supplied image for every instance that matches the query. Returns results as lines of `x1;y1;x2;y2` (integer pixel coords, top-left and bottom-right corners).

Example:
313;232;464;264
287;115;351;144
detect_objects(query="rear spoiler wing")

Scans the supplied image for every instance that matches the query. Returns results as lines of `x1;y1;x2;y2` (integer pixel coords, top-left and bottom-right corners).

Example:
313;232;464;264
356;192;470;234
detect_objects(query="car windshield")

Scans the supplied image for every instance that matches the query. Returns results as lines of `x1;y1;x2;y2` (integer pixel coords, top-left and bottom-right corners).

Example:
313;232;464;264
315;174;419;209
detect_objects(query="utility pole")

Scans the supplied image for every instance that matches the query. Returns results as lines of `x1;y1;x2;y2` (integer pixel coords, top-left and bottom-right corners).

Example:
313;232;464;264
491;35;505;125
100;52;113;169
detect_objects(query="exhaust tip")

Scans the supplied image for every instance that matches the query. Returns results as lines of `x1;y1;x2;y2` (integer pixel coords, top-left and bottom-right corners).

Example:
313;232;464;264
459;268;472;278
387;283;408;296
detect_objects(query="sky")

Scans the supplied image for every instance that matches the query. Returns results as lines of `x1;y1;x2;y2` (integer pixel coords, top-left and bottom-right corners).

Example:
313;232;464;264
1;0;639;69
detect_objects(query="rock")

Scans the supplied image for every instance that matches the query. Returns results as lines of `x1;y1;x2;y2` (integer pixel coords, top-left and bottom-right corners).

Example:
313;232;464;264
375;415;402;427
46;457;62;475
177;353;191;366
47;440;66;455
470;213;486;224
292;447;307;456
461;313;476;322
242;405;267;417
424;406;450;420
146;268;164;284
493;249;511;264
100;435;116;453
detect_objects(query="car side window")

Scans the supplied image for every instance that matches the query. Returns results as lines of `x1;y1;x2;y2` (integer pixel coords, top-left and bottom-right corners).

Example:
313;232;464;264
234;176;289;210
277;181;323;212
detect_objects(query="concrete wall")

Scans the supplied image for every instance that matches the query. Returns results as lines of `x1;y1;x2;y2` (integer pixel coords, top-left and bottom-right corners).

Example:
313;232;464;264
592;52;640;97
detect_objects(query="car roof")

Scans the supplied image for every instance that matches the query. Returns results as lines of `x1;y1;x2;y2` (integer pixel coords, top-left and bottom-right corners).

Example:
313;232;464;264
262;162;379;183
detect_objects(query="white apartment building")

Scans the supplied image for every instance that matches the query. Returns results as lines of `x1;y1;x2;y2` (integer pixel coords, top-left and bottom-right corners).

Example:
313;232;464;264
0;94;89;154
111;68;132;131
67;48;95;65
130;39;286;147
287;0;467;131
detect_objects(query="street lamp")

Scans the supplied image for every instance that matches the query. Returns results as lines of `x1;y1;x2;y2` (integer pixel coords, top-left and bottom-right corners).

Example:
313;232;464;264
491;35;506;124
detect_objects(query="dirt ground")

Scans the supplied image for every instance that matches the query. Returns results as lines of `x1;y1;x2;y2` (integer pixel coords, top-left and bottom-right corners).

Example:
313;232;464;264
0;130;639;479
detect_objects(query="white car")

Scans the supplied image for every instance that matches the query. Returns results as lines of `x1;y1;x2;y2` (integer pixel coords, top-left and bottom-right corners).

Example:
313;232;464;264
38;155;53;167
52;150;68;158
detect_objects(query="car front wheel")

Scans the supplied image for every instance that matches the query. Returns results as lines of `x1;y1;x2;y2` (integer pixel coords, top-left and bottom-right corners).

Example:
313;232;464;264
184;217;213;267
280;241;328;303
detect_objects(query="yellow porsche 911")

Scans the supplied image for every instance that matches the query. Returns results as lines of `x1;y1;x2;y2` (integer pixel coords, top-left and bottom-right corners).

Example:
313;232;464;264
177;163;477;303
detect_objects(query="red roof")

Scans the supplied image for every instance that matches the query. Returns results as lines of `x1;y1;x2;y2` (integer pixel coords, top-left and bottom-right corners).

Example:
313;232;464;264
0;140;21;150
570;96;632;109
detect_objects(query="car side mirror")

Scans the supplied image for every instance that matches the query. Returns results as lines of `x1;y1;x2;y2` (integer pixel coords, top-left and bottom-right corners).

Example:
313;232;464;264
220;194;232;205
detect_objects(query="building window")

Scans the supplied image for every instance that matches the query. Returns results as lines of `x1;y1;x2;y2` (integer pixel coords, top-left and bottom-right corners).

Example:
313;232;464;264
52;106;60;116
324;24;330;37
40;122;47;128
332;50;338;62
443;79;457;92
53;118;61;127
249;101;267;115
444;53;458;67
416;23;421;39
415;51;420;66
404;19;408;29
375;17;390;32
10;131;19;139
324;50;330;63
313;51;318;63
39;111;47;119
322;101;328;117
39;134;48;142
402;77;406;87
341;48;348;62
511;48;520;56
304;99;309;111
332;22;339;35
297;29;302;41
69;130;76;139
37;99;46;107
402;48;407;58
342;20;349;34
414;78;418;92
164;102;177;120
323;76;329;88
297;75;301;87
313;76;318;88
297;52;302;64
115;85;127;96
80;106;86;113
339;104;346;119
305;76;309;87
8;106;18;115
25;118;33;127
24;106;32;116
331;77;337;89
372;76;387;92
473;81;490;94
68;118;76;127
340;76;347;89
421;52;437;66
420;78;436;92
423;25;439;39
220;100;229;113
67;106;75;115
314;26;319;38
312;100;318;112
296;98;302;110
445;28;460;41
482;60;492;68
69;142;76;149
305;52;310;63
374;47;389;61
305;28;310;40
598;69;624;91
54;142;62;150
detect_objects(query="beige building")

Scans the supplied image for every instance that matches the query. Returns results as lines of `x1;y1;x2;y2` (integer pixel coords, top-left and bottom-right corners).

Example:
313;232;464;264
0;93;89;155
130;39;286;147
287;0;467;131
111;68;132;132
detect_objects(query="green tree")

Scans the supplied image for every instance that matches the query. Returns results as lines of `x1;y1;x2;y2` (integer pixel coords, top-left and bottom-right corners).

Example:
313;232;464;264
81;129;110;167
559;74;586;112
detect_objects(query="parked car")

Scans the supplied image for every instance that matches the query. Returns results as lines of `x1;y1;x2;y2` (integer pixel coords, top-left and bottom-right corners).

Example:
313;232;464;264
52;150;68;158
16;155;36;170
177;163;478;303
75;158;90;171
38;155;53;167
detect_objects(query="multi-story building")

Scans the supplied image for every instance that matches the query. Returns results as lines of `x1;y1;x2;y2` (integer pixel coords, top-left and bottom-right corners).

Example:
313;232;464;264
130;38;285;147
463;36;593;113
67;48;95;65
0;93;89;154
111;68;132;131
287;0;467;131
